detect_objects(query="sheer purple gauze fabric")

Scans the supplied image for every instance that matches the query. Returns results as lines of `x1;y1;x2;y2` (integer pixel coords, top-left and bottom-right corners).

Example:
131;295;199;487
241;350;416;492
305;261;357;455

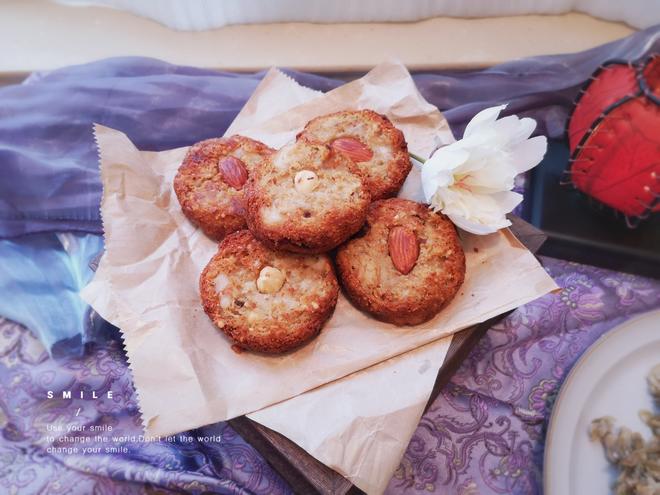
0;25;657;238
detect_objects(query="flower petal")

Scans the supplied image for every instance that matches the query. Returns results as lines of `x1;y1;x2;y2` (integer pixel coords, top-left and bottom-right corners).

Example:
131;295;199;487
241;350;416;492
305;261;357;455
448;213;510;235
463;104;507;138
421;145;469;202
430;186;521;235
491;190;524;214
492;115;536;147
463;157;517;193
509;135;548;173
425;143;470;172
423;104;545;235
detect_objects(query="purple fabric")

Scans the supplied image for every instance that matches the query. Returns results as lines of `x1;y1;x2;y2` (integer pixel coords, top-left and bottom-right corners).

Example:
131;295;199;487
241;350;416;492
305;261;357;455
1;258;658;494
0;26;657;238
0;63;266;238
386;258;660;495
0;318;291;495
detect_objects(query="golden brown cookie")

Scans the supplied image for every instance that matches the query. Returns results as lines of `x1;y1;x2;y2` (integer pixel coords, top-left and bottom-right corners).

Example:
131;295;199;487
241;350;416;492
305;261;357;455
174;135;274;240
298;109;410;200
246;138;371;254
200;230;339;354
336;198;465;326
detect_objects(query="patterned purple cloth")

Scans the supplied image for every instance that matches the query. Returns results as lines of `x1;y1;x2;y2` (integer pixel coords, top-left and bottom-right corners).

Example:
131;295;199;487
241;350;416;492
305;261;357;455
0;320;291;494
1;257;658;494
387;257;660;495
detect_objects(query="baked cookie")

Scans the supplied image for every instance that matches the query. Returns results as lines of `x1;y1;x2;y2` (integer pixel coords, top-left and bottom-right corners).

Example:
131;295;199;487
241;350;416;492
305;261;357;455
174;135;274;240
200;230;339;354
246;138;371;253
298;109;410;200
336;198;465;326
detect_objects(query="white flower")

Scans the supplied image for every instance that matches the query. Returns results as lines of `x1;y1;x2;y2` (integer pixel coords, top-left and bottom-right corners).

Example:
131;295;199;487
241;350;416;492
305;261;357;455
421;105;547;235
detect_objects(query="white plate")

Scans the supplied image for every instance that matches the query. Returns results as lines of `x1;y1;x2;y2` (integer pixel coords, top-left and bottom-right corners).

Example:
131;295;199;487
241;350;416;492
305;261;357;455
544;309;660;495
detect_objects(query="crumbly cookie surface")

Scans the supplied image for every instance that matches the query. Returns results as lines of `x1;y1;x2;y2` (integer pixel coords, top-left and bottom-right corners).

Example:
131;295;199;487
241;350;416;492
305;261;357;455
336;198;465;326
200;230;339;353
299;110;411;200
246;138;371;253
174;135;274;240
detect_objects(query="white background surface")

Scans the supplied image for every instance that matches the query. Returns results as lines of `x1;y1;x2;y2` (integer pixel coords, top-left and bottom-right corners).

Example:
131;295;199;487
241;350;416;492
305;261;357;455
57;0;657;30
1;0;635;79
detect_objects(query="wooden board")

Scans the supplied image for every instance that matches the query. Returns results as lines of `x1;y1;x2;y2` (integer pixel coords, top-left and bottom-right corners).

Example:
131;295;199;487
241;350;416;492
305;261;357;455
229;215;546;494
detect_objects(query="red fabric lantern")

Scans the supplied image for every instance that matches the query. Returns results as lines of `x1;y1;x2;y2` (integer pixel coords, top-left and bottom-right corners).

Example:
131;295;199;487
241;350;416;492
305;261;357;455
566;54;660;227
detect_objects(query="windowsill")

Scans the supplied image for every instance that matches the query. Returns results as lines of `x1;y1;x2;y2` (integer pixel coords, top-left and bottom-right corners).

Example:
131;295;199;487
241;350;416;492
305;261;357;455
2;0;635;79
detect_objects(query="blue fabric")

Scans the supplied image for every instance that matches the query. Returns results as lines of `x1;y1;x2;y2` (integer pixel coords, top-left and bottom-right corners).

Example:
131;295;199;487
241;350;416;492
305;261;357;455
0;318;292;495
0;25;657;356
0;233;104;357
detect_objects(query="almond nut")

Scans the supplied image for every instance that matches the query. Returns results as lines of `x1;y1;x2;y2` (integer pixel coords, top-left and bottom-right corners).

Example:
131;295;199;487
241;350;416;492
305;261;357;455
256;266;286;294
294;170;319;193
331;137;374;163
388;226;419;275
218;156;248;189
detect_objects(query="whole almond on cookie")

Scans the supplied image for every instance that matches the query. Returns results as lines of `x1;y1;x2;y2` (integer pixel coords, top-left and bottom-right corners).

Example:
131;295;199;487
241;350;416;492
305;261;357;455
388;226;419;275
219;156;248;189
331;137;374;163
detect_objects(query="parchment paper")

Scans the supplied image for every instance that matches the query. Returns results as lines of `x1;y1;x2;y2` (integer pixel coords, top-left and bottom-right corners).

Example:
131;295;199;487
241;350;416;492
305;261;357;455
249;335;453;495
82;62;558;493
226;69;456;494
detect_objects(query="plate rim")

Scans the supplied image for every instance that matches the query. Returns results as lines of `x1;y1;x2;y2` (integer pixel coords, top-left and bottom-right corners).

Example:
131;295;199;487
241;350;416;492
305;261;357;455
543;308;660;495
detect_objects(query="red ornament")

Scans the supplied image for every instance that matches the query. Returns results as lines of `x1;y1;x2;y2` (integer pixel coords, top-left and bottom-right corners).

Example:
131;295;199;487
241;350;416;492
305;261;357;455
566;54;660;227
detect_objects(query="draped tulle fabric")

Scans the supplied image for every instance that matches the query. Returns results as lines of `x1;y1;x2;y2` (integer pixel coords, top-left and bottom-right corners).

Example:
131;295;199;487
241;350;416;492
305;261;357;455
0;26;657;238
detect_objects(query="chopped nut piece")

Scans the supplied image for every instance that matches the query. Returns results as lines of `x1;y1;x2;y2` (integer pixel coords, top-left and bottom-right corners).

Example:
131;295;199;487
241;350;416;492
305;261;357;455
294;170;319;193
256;266;286;294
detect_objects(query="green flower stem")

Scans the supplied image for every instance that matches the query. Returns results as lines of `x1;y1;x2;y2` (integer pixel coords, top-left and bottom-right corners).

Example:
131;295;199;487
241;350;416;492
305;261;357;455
409;152;426;164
